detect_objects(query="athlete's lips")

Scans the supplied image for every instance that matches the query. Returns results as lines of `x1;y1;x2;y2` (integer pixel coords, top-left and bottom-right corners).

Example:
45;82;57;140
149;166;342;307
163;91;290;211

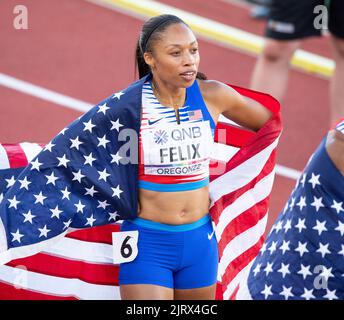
179;71;197;82
179;70;196;76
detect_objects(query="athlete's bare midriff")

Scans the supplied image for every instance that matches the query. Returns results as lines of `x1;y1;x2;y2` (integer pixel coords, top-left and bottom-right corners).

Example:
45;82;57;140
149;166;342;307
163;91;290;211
137;81;220;225
138;185;211;224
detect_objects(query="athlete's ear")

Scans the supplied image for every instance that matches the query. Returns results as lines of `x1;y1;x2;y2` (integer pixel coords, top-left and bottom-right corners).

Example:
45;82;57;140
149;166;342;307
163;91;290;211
143;52;156;70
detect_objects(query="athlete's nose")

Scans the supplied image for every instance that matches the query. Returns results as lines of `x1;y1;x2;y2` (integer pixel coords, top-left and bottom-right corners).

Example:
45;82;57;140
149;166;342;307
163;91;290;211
182;51;195;66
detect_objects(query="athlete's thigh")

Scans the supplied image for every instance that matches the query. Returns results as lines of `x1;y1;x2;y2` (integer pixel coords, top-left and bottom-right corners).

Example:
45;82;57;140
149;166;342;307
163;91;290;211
174;283;217;300
120;284;174;300
173;218;218;294
119;220;179;289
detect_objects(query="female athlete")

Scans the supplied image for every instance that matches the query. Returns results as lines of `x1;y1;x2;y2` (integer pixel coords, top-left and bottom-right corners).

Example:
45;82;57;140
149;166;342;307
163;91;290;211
119;14;273;300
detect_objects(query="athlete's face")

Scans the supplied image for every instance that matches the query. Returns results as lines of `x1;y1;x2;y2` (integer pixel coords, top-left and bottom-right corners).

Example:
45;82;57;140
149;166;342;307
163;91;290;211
144;23;200;88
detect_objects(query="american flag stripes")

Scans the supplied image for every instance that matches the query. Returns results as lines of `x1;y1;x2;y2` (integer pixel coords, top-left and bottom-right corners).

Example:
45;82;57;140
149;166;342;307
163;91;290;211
210;86;281;300
236;121;344;300
0;79;281;299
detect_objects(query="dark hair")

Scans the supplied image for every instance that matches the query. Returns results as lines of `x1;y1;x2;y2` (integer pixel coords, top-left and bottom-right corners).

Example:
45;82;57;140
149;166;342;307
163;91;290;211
135;14;207;80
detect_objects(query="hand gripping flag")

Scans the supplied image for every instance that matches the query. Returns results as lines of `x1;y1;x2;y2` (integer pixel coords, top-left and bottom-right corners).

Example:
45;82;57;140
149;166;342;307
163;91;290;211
236;120;344;300
0;78;281;299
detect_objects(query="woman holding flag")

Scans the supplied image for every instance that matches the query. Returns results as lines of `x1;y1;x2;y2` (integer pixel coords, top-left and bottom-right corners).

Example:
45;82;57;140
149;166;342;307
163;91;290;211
118;14;274;300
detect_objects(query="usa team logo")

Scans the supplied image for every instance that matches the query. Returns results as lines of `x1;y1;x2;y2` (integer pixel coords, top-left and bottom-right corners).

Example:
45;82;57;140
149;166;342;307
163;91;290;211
154;129;169;145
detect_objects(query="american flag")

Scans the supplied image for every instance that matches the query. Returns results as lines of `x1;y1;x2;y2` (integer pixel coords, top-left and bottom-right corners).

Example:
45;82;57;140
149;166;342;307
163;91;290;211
236;120;344;300
210;85;281;300
0;81;281;299
0;143;121;299
188;109;203;121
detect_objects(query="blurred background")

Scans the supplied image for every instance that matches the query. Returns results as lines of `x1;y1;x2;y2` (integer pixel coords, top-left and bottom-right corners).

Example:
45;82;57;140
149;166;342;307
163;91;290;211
0;0;334;233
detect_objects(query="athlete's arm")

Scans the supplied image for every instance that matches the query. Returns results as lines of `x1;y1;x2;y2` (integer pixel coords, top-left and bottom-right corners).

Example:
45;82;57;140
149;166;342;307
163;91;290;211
326;128;344;175
200;80;272;132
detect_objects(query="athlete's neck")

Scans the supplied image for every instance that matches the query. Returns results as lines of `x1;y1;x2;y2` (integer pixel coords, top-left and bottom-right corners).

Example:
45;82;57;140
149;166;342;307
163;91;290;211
151;77;186;109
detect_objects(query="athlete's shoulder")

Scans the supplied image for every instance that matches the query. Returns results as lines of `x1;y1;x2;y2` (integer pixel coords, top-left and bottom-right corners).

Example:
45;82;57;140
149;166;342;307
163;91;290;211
197;79;234;95
197;79;240;106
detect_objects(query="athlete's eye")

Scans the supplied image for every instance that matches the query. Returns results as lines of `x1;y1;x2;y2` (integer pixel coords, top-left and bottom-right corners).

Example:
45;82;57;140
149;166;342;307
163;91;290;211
191;48;198;54
171;51;181;56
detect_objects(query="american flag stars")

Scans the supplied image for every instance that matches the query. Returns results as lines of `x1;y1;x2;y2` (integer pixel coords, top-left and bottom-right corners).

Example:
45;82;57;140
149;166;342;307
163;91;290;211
11;229;24;243
45;172;59;186
108;211;119;221
74;200;85;213
38;225;50;238
8;196;20;209
97;200;110;210
30;158;42;171
57;154;70;168
23;210;36;223
111;119;123;132
84;185;98;197
34;192;47;205
84;153;96;166
296;196;307;211
72;170;85;183
5;176;16;188
85;214;96;227
61;187;71;200
112;91;124;100
308;172;321;189
50;206;62;219
98;168;110;182
70;136;83;150
111;152;122;165
331;200;344;214
311;196;325;212
0;92;128;252
19;176;31;190
246;142;344;300
97;135;110;148
97;103;109;115
111;185;123;199
83;119;96;133
44;141;55;152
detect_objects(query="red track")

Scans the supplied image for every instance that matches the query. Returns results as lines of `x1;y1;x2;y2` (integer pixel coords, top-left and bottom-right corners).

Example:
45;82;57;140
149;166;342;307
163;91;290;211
0;0;331;232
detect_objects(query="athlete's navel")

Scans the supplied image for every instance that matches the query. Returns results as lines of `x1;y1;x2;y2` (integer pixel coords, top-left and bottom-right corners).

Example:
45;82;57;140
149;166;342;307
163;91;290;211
178;210;187;218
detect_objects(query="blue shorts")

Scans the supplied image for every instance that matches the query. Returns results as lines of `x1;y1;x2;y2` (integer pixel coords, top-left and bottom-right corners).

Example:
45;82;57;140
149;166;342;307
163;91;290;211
118;214;218;289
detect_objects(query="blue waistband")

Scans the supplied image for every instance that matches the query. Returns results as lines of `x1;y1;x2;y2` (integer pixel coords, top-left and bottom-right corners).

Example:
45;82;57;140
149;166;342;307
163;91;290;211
139;177;209;192
127;214;211;232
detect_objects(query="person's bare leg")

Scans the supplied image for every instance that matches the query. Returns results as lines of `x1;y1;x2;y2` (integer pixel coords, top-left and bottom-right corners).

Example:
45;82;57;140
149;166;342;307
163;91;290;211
330;36;344;126
174;283;217;300
120;284;174;300
250;39;300;101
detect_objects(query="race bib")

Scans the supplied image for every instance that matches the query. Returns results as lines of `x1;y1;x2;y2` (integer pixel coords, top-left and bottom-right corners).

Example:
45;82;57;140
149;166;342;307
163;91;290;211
112;231;139;264
141;121;213;176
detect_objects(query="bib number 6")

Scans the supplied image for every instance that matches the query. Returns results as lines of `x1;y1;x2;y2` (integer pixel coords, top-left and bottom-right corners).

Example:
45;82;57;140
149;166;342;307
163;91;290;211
112;230;139;264
121;236;133;258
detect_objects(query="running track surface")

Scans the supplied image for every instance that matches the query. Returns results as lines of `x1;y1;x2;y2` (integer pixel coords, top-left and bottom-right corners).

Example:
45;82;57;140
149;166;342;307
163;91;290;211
0;0;332;233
